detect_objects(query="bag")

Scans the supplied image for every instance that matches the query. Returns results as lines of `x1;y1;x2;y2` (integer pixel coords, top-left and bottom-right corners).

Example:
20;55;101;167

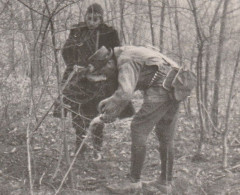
171;68;197;101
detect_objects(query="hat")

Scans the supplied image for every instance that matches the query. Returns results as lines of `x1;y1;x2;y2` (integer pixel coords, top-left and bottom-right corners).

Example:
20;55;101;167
86;3;104;16
88;46;113;62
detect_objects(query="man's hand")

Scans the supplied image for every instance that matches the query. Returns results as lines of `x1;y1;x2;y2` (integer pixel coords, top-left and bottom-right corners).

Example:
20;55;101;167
98;97;118;123
98;97;113;113
100;114;116;123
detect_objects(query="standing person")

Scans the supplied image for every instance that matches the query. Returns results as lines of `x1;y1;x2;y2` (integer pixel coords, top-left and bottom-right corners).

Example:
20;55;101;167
87;45;196;193
53;3;134;159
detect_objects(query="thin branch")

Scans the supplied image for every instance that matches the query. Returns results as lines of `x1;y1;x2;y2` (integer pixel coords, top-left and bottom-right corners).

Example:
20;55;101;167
54;116;103;195
16;0;48;17
26;100;34;195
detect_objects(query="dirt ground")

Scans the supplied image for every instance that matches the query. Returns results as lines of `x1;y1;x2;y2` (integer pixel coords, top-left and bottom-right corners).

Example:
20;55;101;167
0;98;240;195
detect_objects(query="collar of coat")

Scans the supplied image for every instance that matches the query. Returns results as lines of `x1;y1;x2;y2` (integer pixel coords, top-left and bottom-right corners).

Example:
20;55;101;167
70;22;114;32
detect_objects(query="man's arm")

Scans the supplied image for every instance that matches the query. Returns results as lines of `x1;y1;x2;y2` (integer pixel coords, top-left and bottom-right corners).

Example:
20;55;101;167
98;60;141;121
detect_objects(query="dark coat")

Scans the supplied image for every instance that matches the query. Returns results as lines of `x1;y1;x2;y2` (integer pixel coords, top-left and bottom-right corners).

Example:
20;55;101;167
62;22;120;67
62;22;120;82
60;22;135;118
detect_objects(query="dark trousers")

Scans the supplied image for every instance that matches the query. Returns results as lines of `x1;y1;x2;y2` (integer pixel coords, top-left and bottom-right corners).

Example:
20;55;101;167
71;102;104;153
62;77;117;153
54;74;135;154
130;86;179;182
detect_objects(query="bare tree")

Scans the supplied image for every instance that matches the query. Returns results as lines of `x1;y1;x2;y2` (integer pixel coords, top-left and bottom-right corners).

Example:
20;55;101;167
222;48;240;168
173;0;183;66
188;0;206;155
204;0;223;133
132;0;140;45
119;0;126;43
159;0;166;52
211;0;230;130
148;0;155;46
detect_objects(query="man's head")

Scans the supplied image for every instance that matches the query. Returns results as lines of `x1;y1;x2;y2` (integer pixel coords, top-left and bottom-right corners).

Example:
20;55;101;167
88;46;117;79
85;3;104;29
88;46;113;69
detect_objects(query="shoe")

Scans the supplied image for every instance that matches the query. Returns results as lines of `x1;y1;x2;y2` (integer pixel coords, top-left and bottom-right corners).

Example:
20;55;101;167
142;178;172;194
105;178;142;194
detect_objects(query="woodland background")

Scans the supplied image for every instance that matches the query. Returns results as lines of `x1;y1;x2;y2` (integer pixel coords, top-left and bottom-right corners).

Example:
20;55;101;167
0;0;240;194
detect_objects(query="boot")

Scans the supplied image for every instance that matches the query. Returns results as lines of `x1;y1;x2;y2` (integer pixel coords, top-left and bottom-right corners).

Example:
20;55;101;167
92;123;104;161
105;145;146;194
130;145;146;181
53;99;67;118
75;134;87;159
105;176;142;194
142;176;173;194
159;145;174;182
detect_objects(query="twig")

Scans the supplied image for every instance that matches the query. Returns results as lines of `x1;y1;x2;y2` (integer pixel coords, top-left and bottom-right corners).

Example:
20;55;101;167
26;99;34;195
231;144;240;147
54;116;103;195
231;137;240;145
214;175;226;181
226;164;240;171
51;144;64;180
54;127;90;195
200;186;208;195
31;68;80;134
199;101;222;135
39;172;46;186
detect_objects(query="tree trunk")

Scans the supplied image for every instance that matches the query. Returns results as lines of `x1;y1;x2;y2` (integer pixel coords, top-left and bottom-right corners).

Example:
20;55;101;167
211;0;230;130
166;0;174;50
159;0;166;52
223;49;240;168
174;0;183;66
189;0;206;154
148;0;155;46
132;0;140;45
104;0;110;23
119;0;126;43
44;0;74;187
204;0;223;133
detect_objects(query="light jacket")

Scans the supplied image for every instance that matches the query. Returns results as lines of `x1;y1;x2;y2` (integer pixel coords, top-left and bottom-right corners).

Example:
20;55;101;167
99;46;180;118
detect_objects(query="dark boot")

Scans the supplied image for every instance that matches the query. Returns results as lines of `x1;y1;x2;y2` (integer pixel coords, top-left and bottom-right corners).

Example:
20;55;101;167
142;177;173;195
106;176;142;194
130;145;146;181
159;144;174;182
72;111;88;158
53;99;67;118
92;123;104;161
141;145;173;194
75;134;87;157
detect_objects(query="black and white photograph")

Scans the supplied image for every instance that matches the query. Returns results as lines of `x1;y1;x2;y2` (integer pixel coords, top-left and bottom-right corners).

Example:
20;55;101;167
0;0;239;194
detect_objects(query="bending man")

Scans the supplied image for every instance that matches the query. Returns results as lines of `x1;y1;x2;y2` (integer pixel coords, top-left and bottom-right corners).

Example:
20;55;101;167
87;45;196;193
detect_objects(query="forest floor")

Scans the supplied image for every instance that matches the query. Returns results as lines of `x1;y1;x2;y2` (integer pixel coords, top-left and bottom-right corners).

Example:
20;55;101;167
0;97;240;195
